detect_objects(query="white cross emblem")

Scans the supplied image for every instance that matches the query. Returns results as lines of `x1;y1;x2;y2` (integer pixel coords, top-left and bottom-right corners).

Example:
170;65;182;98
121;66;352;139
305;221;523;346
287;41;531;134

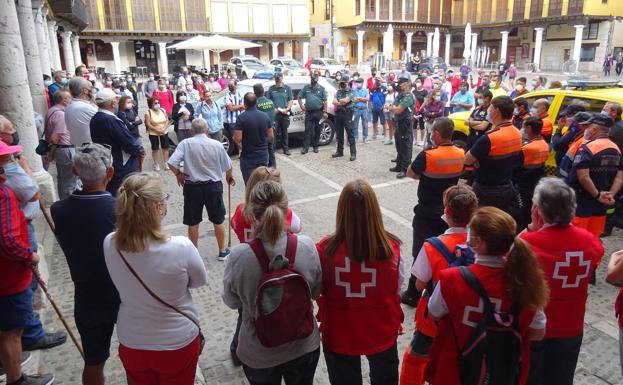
335;257;377;298
552;251;591;288
244;226;255;243
462;297;503;327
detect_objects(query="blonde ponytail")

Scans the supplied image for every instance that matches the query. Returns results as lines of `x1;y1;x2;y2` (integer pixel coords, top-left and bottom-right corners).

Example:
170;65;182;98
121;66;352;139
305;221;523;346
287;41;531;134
248;180;288;246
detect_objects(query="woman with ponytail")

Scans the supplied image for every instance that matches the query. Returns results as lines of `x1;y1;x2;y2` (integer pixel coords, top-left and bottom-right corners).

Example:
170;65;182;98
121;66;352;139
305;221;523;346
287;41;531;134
222;181;322;385
316;179;403;385
103;173;208;384
425;206;549;385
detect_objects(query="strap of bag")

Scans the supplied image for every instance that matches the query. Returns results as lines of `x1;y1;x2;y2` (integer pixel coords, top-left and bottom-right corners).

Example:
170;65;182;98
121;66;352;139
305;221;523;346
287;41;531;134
250;234;299;272
459;266;496;315
116;248;201;330
425;237;455;265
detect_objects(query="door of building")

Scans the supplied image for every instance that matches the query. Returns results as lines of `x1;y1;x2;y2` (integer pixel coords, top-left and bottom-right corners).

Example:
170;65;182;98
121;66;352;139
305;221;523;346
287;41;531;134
134;41;158;74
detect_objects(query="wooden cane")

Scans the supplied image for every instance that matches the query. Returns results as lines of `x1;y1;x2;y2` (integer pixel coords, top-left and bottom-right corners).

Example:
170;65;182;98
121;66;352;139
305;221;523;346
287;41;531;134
31;267;85;359
228;182;232;248
36;201;85;358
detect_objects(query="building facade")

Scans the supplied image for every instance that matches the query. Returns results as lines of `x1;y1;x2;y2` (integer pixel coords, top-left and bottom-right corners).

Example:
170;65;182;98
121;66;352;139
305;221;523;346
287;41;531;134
81;0;310;76
311;0;623;73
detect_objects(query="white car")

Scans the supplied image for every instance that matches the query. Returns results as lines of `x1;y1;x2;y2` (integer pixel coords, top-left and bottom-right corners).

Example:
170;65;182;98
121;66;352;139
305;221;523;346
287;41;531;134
309;58;344;78
227;55;271;80
269;57;308;76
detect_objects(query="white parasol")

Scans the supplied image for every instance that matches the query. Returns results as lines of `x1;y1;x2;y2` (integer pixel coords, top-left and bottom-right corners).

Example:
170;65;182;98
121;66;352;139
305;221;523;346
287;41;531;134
169;34;261;72
432;27;440;57
463;23;472;61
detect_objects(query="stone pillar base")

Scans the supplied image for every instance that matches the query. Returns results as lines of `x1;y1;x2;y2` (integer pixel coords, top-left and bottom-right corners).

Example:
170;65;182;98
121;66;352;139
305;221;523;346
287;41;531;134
33;169;58;204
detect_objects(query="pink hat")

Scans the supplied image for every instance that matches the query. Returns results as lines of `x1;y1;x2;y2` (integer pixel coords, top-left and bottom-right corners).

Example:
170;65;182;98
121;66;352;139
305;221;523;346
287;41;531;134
0;140;22;156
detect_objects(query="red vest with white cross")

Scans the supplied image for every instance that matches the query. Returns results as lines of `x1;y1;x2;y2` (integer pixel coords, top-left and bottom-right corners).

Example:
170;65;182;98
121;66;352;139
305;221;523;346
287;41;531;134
520;225;603;338
316;238;403;355
425;264;537;385
231;203;294;243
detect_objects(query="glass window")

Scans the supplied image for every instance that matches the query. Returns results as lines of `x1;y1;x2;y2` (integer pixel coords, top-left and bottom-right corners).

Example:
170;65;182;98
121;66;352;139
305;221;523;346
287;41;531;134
417;0;427;21
366;0;376;19
583;23;599;40
513;0;526;20
231;3;249;33
406;0;415;20
159;0;181;31
555;96;606;121
273;4;288;33
253;4;270;33
392;0;402;20
292;4;309;34
516;95;555;113
211;2;228;32
355;0;361;15
580;47;596;62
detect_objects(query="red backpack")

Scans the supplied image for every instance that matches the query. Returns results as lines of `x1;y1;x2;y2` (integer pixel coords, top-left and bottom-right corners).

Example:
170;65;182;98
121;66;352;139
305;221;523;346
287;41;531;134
249;234;315;347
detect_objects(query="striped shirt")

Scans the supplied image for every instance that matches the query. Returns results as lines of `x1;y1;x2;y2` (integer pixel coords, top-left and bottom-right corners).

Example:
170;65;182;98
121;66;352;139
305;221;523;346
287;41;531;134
226;91;243;124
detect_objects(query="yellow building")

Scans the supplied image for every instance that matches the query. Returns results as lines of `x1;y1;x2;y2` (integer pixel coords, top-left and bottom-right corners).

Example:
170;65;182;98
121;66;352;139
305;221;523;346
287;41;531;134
311;0;623;72
82;0;310;75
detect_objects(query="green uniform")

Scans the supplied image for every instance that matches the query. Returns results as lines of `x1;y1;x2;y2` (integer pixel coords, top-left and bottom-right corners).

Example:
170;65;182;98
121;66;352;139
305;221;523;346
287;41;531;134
256;96;276;167
334;88;356;156
393;91;415;172
267;84;293;153
300;84;327;111
300;84;328;151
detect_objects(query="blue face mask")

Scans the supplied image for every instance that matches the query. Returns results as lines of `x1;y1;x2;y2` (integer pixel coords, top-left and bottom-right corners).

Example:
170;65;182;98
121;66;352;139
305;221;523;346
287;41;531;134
61;78;68;85
2;161;19;176
530;107;538;116
486;113;494;123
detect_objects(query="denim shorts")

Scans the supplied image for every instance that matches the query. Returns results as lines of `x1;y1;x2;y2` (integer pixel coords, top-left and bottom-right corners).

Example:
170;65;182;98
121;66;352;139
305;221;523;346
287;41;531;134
0;288;33;331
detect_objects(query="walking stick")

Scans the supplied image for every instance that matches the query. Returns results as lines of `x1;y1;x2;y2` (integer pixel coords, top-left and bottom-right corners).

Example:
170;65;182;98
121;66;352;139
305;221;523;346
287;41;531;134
36;201;85;359
228;182;232;248
31;267;85;359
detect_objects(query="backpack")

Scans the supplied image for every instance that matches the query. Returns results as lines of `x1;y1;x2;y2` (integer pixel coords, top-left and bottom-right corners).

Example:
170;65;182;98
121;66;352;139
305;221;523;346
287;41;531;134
457;266;523;385
249;234;315;347
425;237;475;268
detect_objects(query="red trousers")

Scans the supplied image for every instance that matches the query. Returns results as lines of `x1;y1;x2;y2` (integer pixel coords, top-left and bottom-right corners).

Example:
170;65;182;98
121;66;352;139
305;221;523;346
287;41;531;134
119;335;200;385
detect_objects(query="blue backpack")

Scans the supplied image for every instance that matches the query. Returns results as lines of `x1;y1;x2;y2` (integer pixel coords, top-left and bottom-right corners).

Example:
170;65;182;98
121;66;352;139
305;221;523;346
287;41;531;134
425;236;475;268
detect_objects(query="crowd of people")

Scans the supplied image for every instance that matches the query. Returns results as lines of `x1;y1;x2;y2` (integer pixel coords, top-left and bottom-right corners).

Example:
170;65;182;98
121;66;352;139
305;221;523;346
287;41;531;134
2;56;623;385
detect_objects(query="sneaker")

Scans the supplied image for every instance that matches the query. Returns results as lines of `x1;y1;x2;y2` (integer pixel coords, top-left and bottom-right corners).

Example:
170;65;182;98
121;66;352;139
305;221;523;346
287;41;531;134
22;331;67;351
21;373;55;385
396;171;407;179
0;352;32;381
163;163;170;170
153;164;161;171
384;139;394;145
313;147;319;153
217;248;231;261
416;140;424;146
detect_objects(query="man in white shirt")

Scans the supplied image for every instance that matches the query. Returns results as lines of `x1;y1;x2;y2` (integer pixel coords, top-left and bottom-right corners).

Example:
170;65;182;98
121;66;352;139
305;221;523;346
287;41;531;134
168;118;235;261
66;77;97;146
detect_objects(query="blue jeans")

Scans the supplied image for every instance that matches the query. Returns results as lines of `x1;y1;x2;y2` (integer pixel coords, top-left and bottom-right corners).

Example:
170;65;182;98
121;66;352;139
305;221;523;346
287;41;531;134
353;108;368;140
22;221;45;343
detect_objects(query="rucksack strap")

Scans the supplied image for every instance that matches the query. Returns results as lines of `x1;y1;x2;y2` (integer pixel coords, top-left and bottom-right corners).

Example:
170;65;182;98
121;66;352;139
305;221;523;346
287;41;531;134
459;266;496;315
425;237;455;265
250;234;298;273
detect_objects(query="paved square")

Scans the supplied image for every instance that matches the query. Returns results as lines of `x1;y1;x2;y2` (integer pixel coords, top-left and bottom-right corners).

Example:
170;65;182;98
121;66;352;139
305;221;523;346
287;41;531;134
36;129;623;385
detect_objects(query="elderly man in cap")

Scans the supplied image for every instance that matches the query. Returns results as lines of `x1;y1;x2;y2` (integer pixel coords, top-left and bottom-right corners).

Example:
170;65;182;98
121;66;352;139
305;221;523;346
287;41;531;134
332;75;356;161
90;88;145;196
552;103;587;165
0;140;55;385
557;111;593;182
390;77;416;179
568;113;623;237
298;72;328;154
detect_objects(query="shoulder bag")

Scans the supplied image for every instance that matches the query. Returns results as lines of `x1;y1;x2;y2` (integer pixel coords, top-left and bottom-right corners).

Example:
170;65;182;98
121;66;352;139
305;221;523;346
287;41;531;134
116;248;205;353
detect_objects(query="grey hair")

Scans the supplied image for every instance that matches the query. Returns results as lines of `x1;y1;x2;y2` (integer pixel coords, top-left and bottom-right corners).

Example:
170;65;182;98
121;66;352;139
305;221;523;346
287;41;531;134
532;178;576;225
96;98;114;109
609;102;623;117
53;70;65;80
52;90;70;104
69;76;91;98
191;118;208;134
73;143;112;186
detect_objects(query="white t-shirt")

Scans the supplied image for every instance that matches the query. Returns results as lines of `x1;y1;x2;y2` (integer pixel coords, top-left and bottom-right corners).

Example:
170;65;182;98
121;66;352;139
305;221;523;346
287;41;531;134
65;99;97;146
103;234;208;350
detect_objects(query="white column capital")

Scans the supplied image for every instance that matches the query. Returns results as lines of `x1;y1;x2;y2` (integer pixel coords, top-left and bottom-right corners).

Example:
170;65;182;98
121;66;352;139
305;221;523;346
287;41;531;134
534;27;544;32
574;24;585;30
356;30;365;38
40;6;48;18
471;32;478;37
60;30;72;39
157;42;167;49
427;32;434;37
110;41;121;47
500;30;510;36
406;31;414;37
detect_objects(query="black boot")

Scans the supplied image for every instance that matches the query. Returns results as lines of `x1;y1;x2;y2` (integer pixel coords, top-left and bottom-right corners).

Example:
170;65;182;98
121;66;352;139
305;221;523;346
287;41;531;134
332;152;344;158
400;276;422;307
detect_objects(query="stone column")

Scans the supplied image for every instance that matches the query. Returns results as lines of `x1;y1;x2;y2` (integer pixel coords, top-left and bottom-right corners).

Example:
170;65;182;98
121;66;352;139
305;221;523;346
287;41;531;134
573;25;584;73
72;35;82;66
47;20;61;70
471;33;478;68
534;27;544;71
42;7;54;70
444;33;451;65
60;30;75;73
0;0;56;202
157;42;169;76
406;32;413;58
16;0;47;117
33;5;51;76
110;41;121;74
500;31;509;64
356;30;365;69
203;49;211;72
239;48;245;56
271;42;279;59
426;32;433;57
303;42;309;64
284;41;293;58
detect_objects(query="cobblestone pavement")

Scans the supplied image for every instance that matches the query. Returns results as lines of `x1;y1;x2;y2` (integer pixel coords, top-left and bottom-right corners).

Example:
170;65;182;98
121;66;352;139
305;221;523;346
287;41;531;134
24;103;623;385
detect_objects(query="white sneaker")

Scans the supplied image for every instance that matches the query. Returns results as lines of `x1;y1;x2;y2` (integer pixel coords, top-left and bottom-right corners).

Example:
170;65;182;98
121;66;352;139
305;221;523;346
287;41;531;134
163;163;170;170
153;164;161;171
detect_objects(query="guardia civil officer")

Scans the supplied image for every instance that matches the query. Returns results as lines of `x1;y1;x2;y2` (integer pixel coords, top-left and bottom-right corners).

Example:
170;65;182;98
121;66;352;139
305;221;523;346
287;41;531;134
332;76;356;161
298;73;328;154
390;77;416;179
267;73;293;156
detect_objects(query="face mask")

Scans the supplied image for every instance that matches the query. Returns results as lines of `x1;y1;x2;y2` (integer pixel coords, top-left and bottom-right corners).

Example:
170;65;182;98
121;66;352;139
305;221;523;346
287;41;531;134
158;85;165;90
186;86;193;91
515;84;524;91
434;96;441;101
357;83;363;89
353;76;359;80
478;98;484;105
153;103;160;110
460;87;467;94
433;84;440;90
180;96;187;103
119;82;126;88
149;76;154;81
530;80;537;87
126;103;133;110
208;77;214;82
336;76;341;80
513;108;519;115
106;81;113;86
415;82;422;87
44;79;52;87
601;110;609;116
2;161;18;175
530;107;538;115
61;78;68;85
486;113;494;123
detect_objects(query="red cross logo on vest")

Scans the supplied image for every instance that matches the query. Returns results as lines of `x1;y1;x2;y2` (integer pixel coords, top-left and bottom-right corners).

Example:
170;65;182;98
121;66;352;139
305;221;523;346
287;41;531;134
552;251;591;288
462;297;503;327
244;227;255;243
335;258;377;298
